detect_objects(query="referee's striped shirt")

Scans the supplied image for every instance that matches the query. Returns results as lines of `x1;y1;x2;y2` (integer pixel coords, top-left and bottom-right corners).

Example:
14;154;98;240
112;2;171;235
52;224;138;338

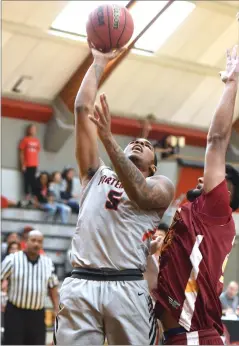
1;251;58;310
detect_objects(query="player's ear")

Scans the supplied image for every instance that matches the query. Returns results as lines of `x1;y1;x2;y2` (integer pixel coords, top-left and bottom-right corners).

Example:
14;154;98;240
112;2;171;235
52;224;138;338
149;164;157;176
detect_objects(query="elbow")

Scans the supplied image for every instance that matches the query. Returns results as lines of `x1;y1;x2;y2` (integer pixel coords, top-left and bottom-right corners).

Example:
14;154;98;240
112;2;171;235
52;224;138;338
74;99;92;115
74;103;90;116
207;133;227;145
74;104;85;115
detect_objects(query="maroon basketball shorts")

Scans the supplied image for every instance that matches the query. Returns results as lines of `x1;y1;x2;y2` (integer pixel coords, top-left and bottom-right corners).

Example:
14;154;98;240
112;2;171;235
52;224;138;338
164;328;224;345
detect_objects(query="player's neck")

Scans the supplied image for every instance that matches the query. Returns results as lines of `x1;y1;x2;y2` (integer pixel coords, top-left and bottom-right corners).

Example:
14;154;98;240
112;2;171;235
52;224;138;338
135;165;149;179
130;158;149;178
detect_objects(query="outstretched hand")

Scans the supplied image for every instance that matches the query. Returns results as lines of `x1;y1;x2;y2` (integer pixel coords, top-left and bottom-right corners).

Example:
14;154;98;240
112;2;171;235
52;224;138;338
220;45;239;83
89;93;112;141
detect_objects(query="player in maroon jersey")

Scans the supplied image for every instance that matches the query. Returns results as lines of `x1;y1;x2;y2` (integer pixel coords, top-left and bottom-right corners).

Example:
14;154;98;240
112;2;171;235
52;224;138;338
153;45;239;345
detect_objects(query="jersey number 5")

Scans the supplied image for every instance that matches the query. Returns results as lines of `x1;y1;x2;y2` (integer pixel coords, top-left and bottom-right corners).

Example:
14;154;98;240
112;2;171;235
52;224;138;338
105;190;123;211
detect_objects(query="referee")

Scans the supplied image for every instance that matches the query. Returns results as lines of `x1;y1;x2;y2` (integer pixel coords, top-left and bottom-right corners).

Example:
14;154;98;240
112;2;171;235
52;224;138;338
1;230;59;345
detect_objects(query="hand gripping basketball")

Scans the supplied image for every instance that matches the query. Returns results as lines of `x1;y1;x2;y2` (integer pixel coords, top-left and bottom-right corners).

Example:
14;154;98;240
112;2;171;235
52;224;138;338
88;39;125;62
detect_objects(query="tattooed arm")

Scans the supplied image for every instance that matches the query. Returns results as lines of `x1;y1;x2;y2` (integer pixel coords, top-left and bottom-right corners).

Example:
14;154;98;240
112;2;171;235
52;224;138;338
102;134;174;210
89;94;174;210
74;48;120;186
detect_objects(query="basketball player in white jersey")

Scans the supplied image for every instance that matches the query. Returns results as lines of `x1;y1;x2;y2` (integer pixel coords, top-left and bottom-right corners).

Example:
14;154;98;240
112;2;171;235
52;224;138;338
54;47;174;345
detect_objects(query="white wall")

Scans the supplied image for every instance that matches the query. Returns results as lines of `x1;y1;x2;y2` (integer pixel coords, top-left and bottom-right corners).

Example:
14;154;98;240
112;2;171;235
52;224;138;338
1;168;23;201
2;117;77;171
157;161;179;186
1;117;135;200
2;116;208;169
1;117;134;171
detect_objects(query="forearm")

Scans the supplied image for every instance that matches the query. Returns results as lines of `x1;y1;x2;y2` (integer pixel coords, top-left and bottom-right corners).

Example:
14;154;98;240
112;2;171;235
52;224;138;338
102;134;147;204
49;286;59;311
207;81;237;144
74;58;108;113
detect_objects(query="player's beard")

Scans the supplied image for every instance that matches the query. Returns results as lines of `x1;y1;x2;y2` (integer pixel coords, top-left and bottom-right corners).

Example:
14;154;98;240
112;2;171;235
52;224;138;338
128;154;142;168
186;188;203;202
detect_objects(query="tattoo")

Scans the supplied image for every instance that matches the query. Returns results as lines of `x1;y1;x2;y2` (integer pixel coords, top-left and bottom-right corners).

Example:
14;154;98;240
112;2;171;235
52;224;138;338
94;63;104;85
103;136;172;209
75;62;105;113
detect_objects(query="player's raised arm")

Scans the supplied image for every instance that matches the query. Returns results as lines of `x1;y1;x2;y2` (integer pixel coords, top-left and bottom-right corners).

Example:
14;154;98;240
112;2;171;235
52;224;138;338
203;46;239;193
89;94;175;211
74;47;120;186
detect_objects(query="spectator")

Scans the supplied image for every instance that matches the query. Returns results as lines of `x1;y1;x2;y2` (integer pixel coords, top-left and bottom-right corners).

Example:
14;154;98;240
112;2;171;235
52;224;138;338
19;124;40;206
20;226;34;250
6;241;21;255
34;171;49;205
61;168;80;213
144;225;168;346
48;172;71;224
220;281;239;316
1;230;59;345
34;171;59;222
144;223;169;293
1;233;20;260
1;242;21;313
151;222;169;257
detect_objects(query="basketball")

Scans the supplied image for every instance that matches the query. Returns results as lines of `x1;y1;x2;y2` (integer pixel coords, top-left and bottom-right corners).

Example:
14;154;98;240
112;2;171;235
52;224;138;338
86;4;134;53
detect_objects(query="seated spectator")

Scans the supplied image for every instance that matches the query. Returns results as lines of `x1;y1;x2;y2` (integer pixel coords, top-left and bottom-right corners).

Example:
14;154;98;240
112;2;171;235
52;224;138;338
61;167;80;214
220;281;239;316
34;171;68;223
20;226;33;249
19;124;40;206
1;233;20;260
48;172;71;224
33;171;49;206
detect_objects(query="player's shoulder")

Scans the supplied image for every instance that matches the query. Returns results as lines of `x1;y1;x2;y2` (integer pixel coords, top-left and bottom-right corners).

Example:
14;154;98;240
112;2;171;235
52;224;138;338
148;174;173;184
148;175;175;193
203;179;228;197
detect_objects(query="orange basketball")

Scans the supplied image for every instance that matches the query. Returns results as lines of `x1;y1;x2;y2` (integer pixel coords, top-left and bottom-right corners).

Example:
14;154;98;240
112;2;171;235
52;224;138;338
86;4;134;53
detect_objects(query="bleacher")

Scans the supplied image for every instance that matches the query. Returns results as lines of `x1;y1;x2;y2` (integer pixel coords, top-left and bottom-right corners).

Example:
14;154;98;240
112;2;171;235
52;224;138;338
2;208;78;280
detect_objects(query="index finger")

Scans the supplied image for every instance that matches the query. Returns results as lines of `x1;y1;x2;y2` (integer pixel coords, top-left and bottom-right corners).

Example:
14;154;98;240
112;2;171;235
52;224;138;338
100;94;110;116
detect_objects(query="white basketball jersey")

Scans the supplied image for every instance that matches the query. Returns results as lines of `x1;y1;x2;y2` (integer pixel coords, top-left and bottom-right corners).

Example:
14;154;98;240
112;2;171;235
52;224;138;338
71;165;161;272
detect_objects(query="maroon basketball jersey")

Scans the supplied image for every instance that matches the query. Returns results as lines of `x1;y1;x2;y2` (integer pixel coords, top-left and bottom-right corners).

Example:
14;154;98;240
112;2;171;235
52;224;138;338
153;180;235;335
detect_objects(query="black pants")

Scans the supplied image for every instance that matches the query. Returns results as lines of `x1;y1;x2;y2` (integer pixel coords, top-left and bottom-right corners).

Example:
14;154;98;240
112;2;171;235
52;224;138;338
3;302;45;345
23;166;37;195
